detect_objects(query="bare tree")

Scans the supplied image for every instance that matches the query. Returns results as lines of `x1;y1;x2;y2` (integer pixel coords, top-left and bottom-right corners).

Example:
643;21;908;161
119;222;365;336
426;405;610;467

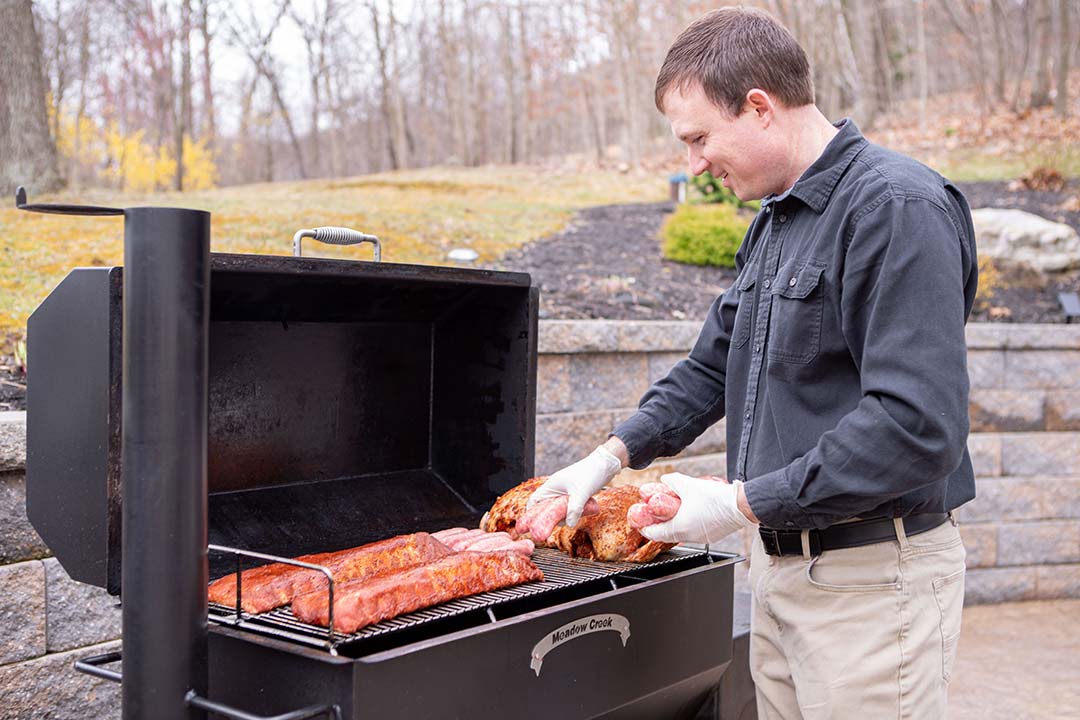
1030;0;1054;107
228;0;308;178
0;0;62;193
1056;0;1071;117
199;0;216;148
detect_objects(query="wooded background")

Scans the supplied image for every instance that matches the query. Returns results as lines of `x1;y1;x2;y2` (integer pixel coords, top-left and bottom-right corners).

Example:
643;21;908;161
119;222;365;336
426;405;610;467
2;0;1077;194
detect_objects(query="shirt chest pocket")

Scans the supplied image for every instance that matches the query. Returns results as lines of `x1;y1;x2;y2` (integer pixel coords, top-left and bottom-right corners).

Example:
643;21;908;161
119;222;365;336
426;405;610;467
767;259;826;364
728;260;758;349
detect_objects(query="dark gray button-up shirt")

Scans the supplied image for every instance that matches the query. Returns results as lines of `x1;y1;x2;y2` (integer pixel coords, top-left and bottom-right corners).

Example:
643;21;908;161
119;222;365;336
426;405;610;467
612;120;978;530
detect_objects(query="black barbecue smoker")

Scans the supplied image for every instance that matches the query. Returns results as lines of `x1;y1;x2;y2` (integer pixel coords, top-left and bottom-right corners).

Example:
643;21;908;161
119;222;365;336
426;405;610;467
19;189;743;720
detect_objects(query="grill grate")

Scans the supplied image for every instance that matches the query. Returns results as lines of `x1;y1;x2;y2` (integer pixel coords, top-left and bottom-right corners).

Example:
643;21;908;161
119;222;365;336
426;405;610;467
208;546;711;653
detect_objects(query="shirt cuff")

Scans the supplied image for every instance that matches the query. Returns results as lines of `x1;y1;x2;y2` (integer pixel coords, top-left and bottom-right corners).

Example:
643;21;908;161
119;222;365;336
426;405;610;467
610;412;663;470
743;467;816;529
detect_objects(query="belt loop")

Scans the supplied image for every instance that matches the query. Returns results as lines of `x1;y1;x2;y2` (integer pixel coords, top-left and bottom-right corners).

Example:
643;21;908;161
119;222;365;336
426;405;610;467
893;517;910;550
949;511;959;527
800;530;812;560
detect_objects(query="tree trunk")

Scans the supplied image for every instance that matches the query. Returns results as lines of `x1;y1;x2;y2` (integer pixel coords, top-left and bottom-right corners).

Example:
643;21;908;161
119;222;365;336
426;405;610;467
1056;0;1071;117
990;0;1010;105
516;0;530;163
0;0;62;194
915;0;928;132
200;0;216;149
1030;0;1054;107
176;0;192;191
73;2;91;190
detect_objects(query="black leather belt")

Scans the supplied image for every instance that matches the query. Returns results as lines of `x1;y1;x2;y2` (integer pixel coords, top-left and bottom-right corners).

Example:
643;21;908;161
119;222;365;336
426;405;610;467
759;513;950;557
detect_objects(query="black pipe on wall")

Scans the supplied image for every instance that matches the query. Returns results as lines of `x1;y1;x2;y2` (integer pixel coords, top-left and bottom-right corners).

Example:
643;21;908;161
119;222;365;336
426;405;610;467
121;207;211;720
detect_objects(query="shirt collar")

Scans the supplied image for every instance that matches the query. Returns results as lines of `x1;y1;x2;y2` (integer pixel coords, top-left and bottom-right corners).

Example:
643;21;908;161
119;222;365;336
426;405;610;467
780;118;867;213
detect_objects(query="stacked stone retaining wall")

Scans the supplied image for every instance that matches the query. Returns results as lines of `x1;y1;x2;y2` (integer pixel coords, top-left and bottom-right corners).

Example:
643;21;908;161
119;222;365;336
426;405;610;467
1;321;1077;716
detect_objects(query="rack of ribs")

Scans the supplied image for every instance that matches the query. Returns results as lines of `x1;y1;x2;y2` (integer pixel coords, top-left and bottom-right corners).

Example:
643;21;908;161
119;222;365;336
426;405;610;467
208;532;454;614
291;551;544;633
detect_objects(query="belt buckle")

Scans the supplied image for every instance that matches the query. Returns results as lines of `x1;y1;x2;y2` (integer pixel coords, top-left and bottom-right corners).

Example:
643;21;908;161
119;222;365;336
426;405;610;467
760;528;782;556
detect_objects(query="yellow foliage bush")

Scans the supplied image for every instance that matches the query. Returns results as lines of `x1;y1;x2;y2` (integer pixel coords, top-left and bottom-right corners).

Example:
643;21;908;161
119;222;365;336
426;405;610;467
52;106;218;193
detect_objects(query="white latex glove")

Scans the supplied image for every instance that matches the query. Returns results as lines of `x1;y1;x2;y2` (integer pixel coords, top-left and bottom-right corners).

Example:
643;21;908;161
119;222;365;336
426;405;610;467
527;445;622;527
638;472;756;544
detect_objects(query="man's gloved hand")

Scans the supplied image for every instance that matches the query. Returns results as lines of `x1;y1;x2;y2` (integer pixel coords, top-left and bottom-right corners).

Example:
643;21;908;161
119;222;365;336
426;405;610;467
527;445;623;527
638;472;756;544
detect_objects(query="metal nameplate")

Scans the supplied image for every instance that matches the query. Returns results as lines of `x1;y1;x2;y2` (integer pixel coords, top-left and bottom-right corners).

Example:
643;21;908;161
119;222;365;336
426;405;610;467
530;613;630;676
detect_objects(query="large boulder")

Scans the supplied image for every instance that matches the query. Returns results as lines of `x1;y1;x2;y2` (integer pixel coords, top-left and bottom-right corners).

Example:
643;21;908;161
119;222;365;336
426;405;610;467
971;208;1080;272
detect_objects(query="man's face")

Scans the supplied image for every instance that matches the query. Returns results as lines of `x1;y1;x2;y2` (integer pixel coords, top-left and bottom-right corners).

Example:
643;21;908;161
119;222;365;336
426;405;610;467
664;83;779;201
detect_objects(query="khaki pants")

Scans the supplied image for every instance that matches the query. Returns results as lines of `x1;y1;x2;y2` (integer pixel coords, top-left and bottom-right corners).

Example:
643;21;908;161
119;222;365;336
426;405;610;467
748;517;966;719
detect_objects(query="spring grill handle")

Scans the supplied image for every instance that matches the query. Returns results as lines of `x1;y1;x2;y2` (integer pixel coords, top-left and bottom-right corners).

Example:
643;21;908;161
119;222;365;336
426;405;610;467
293;226;381;261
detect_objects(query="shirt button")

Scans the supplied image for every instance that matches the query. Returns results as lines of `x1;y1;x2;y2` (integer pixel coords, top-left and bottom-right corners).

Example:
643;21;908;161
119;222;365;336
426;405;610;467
789;277;798;287
744;411;752;420
754;343;762;353
779;214;788;223
785;521;795;527
764;206;772;214
764;279;771;289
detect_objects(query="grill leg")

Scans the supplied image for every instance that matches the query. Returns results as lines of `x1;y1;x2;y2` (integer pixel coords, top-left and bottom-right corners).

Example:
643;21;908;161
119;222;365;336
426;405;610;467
121;207;211;720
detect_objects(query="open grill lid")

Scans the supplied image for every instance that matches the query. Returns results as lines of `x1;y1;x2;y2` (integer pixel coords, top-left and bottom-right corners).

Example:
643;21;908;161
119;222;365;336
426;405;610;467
27;252;538;594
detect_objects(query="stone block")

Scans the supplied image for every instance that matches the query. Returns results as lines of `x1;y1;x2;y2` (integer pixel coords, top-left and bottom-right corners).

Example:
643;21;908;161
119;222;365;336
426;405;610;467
1002;433;1080;476
535;411;615;475
967;434;1001;477
538;321;619;354
647;352;687;384
968;389;1045;432
1046;391;1080;431
1035;564;1080;599
0;412;26;472
0;639;120;719
1005;351;1080;389
1042;477;1080;519
0;473;49;564
614;322;700;353
997;520;1080;566
964;325;1008;351
964;566;1036;605
684;418;726;456
536;355;571;414
959;523;997;568
0;561;46;665
954;478;1042;523
568;353;650;412
965;350;1005;389
44;559;121;653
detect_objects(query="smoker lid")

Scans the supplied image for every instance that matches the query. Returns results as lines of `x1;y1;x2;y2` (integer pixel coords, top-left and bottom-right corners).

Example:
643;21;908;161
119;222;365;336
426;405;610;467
28;252;538;592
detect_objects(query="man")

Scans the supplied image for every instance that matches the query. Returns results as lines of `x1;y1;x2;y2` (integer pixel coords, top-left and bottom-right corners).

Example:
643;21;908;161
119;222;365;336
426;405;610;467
528;7;977;719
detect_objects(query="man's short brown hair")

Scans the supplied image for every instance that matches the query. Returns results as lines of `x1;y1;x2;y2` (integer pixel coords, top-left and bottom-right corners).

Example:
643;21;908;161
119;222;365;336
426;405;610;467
655;7;814;116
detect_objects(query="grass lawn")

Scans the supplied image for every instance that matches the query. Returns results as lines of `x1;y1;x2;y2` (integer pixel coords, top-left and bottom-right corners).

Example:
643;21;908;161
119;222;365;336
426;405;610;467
0;166;666;347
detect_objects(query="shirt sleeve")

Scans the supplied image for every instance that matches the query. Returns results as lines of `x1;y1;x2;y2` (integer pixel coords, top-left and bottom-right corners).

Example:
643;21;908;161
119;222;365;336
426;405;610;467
744;195;976;528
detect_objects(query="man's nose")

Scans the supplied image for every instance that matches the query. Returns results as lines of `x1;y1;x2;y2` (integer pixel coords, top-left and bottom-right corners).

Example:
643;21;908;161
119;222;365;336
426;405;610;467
688;149;709;177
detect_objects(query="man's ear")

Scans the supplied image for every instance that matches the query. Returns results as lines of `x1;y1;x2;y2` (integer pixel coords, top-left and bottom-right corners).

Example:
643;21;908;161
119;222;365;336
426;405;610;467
745;88;774;127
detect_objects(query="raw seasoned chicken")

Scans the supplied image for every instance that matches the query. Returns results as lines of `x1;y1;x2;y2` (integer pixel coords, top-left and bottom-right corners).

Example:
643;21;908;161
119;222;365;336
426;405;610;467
482;478;674;563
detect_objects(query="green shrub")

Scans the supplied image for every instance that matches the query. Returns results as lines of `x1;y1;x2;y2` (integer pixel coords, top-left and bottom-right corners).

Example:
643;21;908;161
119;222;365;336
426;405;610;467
690;172;760;211
660;203;748;268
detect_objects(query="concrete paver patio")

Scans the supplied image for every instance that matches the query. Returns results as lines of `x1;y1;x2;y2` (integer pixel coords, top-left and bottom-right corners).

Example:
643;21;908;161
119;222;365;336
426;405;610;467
948;599;1080;719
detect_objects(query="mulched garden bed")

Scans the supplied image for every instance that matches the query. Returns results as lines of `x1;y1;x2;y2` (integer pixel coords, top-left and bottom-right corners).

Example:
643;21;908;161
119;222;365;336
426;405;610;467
496;180;1080;325
2;180;1077;412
